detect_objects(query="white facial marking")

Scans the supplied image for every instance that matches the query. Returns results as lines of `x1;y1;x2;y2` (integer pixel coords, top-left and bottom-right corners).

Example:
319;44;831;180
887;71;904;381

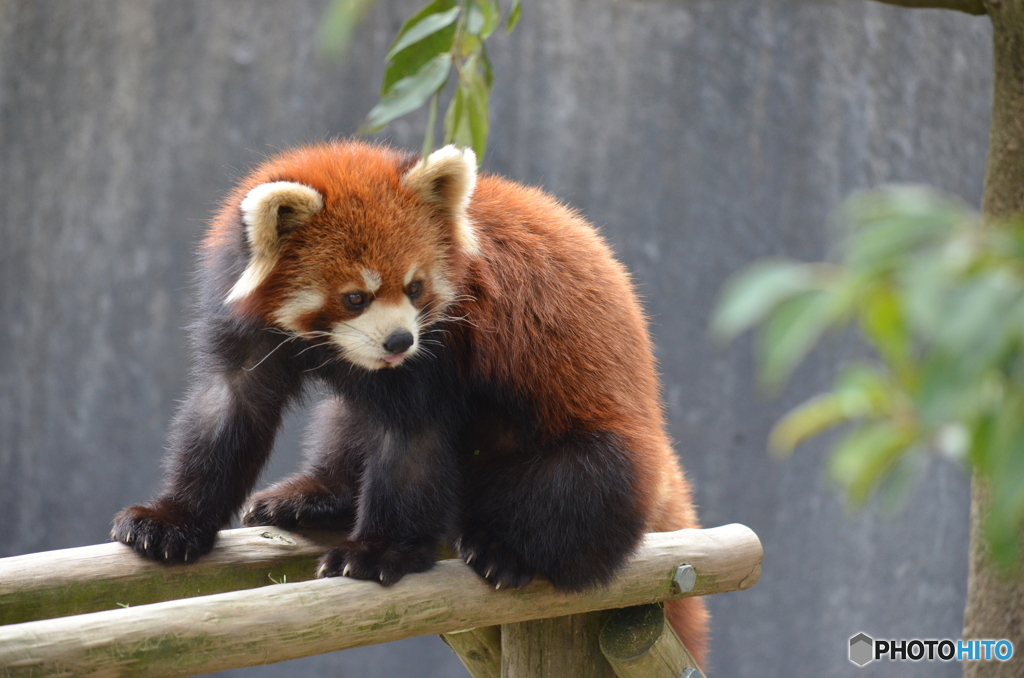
431;268;455;308
331;297;421;371
361;268;382;294
225;258;276;304
272;289;326;333
403;264;419;287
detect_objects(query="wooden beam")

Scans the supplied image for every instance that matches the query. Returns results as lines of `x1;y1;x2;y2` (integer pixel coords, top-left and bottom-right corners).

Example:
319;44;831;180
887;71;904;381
440;626;502;678
0;527;335;625
600;604;705;678
0;524;761;678
869;0;986;16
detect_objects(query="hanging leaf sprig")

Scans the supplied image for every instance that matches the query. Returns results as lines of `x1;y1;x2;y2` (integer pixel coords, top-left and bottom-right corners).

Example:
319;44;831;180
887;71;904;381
349;0;519;162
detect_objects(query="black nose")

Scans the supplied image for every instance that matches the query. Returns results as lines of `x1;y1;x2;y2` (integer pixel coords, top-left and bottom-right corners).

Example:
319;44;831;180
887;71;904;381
383;330;414;355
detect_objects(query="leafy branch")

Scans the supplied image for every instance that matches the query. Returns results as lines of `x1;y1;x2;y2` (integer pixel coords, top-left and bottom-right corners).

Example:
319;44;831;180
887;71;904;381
713;186;1024;565
320;0;520;162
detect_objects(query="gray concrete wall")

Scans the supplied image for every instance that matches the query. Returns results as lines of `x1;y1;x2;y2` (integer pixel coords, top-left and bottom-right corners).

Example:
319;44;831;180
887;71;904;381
0;1;991;676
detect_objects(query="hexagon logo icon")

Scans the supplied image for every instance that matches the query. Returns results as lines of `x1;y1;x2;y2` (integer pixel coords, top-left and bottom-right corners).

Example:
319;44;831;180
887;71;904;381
849;633;874;666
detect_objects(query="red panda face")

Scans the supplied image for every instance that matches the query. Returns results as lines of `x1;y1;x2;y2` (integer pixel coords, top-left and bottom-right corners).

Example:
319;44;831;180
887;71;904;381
269;254;452;371
218;143;477;371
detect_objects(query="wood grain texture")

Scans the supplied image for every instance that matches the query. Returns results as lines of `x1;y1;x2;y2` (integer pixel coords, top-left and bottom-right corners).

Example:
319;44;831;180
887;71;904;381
440;626;502;678
502;612;616;678
600;604;705;678
0;524;761;678
0;527;336;625
870;0;986;15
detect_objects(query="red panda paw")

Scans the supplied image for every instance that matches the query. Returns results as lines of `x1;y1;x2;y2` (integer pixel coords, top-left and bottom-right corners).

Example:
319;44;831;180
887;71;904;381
241;479;355;532
456;532;535;590
111;501;217;564
315;540;436;586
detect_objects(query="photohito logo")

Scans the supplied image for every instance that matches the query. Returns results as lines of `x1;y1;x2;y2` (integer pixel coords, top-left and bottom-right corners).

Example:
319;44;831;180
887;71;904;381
849;633;1013;666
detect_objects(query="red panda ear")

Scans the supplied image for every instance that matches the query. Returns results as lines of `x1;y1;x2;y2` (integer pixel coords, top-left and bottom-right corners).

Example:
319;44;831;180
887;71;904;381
402;145;479;257
225;181;323;303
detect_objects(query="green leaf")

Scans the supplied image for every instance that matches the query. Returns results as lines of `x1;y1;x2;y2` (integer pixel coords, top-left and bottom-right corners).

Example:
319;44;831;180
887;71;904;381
839;186;965;271
980;393;1024;567
421;93;439;159
479;43;494;88
860;284;912;381
444;83;474;150
830;421;916;506
711;260;819;339
468;0;500;38
769;367;891;457
770;392;866;458
318;0;377;58
901;253;948;337
386;6;461;60
506;0;522;33
757;290;844;390
464;56;491;160
914;351;972;428
938;273;1021;362
443;84;467;146
362;53;452;133
382;0;458;93
467;3;485;35
390;0;457;43
459;33;483;59
442;53;490;161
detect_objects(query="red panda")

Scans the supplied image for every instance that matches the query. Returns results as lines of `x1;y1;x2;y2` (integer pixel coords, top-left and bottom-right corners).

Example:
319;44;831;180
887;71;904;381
111;140;708;662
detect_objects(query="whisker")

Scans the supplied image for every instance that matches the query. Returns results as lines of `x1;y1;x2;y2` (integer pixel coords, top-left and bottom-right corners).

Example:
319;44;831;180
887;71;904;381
303;354;340;373
244;335;297;372
433;312;483;330
411;345;437;362
295;342;326;358
338;324;378;343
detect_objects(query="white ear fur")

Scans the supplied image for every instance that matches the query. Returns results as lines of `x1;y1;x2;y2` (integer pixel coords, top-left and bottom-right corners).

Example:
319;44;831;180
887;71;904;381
402;145;479;257
225;181;323;303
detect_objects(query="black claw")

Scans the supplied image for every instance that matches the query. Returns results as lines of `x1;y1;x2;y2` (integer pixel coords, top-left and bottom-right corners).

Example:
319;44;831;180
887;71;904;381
315;540;436;586
458;531;535;590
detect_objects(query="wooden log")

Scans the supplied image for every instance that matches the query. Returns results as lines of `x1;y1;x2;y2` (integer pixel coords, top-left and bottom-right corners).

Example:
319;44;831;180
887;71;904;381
599;604;705;678
440;626;502;678
0;524;761;678
0;527;336;625
501;612;616;678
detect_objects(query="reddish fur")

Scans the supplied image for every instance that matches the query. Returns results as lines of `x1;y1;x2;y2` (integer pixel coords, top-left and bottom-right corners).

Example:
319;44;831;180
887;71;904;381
144;140;707;662
460;178;708;659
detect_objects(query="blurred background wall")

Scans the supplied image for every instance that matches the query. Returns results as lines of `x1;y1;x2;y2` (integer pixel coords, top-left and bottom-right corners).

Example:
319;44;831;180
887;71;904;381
0;1;992;676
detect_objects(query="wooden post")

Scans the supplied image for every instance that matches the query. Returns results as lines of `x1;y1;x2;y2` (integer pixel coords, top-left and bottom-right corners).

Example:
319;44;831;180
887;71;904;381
441;626;502;678
501;611;616;678
599;604;705;678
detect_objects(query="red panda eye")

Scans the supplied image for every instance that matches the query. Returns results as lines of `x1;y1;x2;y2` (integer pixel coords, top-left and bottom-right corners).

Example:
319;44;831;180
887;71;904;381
406;281;423;299
344;292;369;310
